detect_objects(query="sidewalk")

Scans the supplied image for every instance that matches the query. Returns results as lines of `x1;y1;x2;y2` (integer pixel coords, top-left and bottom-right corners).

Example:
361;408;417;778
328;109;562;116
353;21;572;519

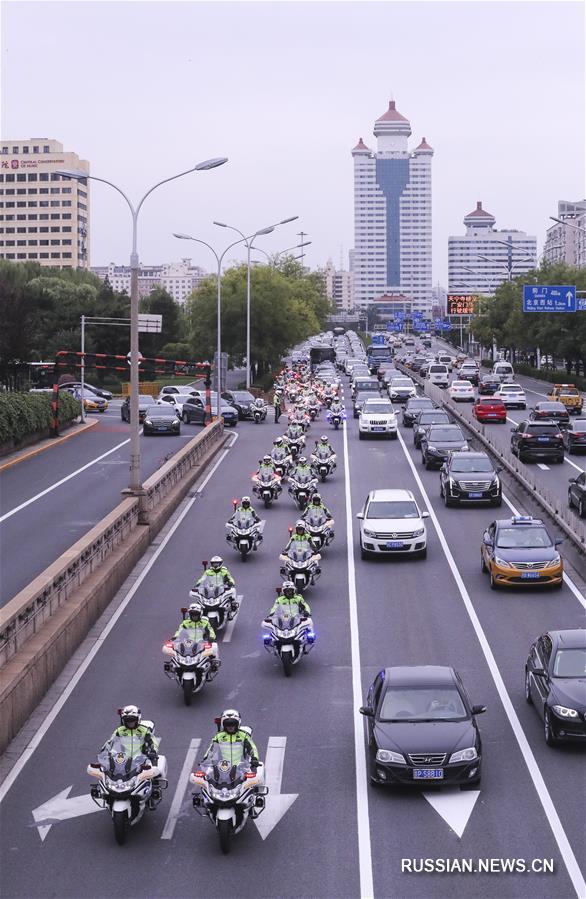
0;419;98;473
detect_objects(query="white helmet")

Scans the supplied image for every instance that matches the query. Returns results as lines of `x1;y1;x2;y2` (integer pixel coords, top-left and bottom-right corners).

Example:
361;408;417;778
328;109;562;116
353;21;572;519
210;555;223;571
220;708;241;734
120;704;141;730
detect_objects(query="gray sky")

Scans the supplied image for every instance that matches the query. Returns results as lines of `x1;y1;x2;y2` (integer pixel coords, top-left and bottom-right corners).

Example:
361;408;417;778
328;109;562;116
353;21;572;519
2;0;584;285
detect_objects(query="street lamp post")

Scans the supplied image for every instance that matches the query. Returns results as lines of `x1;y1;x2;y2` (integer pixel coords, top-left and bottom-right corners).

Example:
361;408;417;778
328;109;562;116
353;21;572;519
213;217;298;389
56;158;227;495
249;240;312;267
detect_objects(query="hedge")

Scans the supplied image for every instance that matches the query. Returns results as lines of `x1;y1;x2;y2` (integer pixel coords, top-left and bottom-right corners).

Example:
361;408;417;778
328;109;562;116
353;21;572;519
479;360;586;391
0;391;82;445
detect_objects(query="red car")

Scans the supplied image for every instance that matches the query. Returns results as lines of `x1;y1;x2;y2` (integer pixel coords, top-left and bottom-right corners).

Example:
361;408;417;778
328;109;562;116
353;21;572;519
473;396;507;423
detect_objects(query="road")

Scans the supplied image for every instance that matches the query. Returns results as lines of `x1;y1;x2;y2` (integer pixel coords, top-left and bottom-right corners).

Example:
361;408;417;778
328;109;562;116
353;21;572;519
0;401;211;606
0;378;584;899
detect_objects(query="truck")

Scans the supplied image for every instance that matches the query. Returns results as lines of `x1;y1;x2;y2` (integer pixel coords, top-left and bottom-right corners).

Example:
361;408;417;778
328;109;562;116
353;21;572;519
309;345;336;368
547;384;583;415
366;342;392;374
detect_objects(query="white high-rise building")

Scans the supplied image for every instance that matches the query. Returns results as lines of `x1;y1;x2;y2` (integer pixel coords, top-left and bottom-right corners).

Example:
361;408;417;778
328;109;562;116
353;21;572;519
91;258;206;303
324;259;354;312
448;202;536;296
543;200;586;268
352;100;433;313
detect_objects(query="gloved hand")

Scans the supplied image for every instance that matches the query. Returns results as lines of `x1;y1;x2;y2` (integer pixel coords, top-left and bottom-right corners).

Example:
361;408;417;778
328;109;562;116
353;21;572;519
250;758;260;771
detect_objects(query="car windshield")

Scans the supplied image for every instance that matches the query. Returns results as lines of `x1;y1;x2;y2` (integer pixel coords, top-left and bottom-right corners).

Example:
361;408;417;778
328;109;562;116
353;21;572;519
559;388;579;396
175;395;195;402
450;458;493;473
407;399;433;408
428;428;464;441
379;686;468;722
418;413;449;425
232;392;255;402
138;395;155;403
356;381;379;390
478;398;503;405
496;526;553;549
363;401;393;413
145;405;166;416
430;365;447;372
391;379;413;388
501;384;522;392
367;501;419;519
553;648;586;678
452;381;472;388
538;403;563;411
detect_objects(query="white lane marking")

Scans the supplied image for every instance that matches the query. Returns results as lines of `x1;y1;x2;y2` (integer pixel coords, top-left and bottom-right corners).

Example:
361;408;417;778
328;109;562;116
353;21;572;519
0;431;237;805
0;437;130;523
342;418;374;899
253;736;298;840
196;431;238;493
537;463;550;471
222;594;243;642
32;785;103;841
501;494;586;611
422;789;481;839
396;429;586;899
160;738;201;840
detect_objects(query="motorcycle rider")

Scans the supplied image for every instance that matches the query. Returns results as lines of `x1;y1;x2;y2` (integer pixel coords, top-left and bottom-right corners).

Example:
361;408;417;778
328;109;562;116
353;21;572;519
329;397;344;416
175;602;217;640
315;434;335;459
105;705;160;763
291;455;313;482
201;709;260;769
197;555;235;589
271;436;291;464
285;519;312;550
266;580;312;619
255;454;279;481
252;396;267;420
304;491;333;523
230;496;262;525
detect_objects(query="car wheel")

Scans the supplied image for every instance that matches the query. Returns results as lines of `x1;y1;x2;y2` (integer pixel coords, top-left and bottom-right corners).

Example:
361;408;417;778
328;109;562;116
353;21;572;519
492;496;502;507
359;431;364;440
556;455;564;464
489;568;499;590
579;497;586;519
360;539;370;561
120;411;125;421
418;546;427;559
444;492;452;507
424;457;433;470
182;412;188;424
481;552;487;573
176;428;181;436
518;450;528;463
544;709;557;746
524;669;533;704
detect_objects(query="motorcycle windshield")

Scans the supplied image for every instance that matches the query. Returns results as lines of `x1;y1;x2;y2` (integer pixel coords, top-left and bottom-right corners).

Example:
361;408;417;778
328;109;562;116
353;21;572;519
304;510;326;528
206;743;249;782
258;468;275;483
288;542;313;562
233;513;253;529
198;575;224;599
294;472;313;484
99;737;147;772
174;627;206;655
271;603;302;629
315;448;331;459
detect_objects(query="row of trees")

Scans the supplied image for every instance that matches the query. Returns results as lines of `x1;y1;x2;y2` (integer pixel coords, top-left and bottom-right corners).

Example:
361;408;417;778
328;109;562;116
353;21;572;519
0;257;331;387
470;262;586;375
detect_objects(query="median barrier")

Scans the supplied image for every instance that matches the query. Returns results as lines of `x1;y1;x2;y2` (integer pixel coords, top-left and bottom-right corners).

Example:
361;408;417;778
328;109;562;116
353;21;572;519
0;420;225;753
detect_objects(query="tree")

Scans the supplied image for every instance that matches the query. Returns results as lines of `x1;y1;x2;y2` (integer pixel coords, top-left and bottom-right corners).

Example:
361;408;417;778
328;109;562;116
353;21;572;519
139;288;184;357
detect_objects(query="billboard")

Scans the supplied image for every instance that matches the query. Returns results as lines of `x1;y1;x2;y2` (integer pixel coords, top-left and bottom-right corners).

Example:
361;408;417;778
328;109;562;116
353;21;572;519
447;294;476;315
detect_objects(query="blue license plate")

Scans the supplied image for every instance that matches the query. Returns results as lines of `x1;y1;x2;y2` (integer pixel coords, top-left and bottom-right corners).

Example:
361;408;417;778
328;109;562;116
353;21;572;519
413;769;443;779
157;427;168;431
386;541;404;549
468;492;483;498
521;571;540;579
372;426;384;432
537;437;549;442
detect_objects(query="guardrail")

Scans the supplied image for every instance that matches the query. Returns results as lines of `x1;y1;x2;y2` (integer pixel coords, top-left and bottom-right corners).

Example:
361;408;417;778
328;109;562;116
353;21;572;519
396;363;586;552
0;420;224;668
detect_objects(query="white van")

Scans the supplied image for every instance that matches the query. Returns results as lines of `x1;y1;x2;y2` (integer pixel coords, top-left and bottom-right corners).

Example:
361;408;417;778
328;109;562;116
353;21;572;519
492;361;515;383
426;363;450;388
436;353;453;371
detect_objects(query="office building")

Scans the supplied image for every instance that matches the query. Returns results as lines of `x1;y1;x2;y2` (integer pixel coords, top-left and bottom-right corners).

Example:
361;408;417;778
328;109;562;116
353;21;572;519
543;200;586;268
448;202;536;295
0;138;89;268
91;258;206;303
352;100;433;313
324;259;354;312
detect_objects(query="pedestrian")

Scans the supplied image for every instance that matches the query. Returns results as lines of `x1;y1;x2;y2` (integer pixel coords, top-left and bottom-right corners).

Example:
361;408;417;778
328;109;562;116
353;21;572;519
273;388;282;423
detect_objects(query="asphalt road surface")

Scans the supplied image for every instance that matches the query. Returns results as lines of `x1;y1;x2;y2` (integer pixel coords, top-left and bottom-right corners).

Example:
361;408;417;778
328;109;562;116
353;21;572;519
0;382;584;899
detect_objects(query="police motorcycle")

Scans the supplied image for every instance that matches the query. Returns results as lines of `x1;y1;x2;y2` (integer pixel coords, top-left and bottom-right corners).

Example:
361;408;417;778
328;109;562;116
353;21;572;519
289;406;311;434
251;396;267;424
87;723;168;845
283;422;306;460
251;458;283;508
279;531;322;593
190;725;268;854
288;463;318;511
326;404;346;430
162;607;221;705
262;592;316;677
302;503;334;551
270;442;293;480
310;439;337;482
190;565;239;631
306;395;321;421
225;501;265;561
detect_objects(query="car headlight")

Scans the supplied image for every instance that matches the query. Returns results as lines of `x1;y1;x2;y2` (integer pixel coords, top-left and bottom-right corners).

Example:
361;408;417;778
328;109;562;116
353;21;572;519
376;749;405;764
492;476;500;489
449;747;478;763
494;556;511;568
144;419;152;426
413;527;425;537
363;528;376;537
552;705;578;718
427;445;437;452
545;555;561;569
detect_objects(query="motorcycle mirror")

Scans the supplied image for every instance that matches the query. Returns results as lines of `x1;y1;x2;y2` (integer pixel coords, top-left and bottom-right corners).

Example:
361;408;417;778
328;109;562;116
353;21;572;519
275;586;282;594
117;708;123;716
214;717;221;728
288;526;293;533
181;607;187;615
202;560;208;568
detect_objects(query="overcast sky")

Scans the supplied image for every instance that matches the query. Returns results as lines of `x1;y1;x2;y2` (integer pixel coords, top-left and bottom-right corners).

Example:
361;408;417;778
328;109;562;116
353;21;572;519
2;0;584;285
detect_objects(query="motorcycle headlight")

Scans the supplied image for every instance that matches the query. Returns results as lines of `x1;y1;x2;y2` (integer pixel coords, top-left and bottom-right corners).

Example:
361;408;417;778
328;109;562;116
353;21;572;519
106;776;137;792
449;747;478;763
552;704;578;718
376;749;405;764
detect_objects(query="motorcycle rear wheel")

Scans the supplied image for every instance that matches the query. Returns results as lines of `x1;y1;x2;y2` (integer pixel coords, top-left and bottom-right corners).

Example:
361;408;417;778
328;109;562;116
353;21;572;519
218;819;233;854
113;811;128;845
182;679;193;706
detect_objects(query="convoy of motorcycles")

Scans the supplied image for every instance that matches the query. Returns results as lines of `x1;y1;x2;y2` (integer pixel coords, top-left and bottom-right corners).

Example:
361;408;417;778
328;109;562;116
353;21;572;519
87;356;342;852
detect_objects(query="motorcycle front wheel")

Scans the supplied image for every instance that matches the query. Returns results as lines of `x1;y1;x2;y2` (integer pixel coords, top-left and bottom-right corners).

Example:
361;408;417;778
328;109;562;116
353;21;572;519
218;819;233;854
113;811;128;846
281;650;293;677
182;679;194;706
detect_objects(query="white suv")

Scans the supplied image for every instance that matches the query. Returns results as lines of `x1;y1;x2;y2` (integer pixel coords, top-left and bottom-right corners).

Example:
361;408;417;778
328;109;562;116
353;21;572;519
427;363;450;388
495;383;526;409
356;489;429;559
358;398;398;440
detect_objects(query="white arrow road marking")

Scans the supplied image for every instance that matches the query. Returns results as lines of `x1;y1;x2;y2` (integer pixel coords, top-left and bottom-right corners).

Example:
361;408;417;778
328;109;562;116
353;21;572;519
422;789;481;839
32;785;103;841
253;736;298;840
161;738;201;840
222;595;243;642
537;463;550;470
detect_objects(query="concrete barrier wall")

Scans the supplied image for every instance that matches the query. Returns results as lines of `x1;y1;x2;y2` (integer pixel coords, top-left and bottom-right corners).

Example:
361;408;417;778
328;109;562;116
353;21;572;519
0;421;225;753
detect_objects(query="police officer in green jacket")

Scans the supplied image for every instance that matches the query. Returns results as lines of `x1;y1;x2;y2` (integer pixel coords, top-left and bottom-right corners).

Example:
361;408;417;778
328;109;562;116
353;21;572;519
201;709;260;768
197;555;235;588
106;705;160;762
175;602;216;640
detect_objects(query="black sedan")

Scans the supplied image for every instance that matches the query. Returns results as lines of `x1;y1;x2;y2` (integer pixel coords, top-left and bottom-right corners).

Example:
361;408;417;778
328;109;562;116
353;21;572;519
142;405;181;436
563;418;586;454
525;629;586;745
420;424;469;468
402;396;434;428
222;389;257;420
511;421;564;463
440;451;502;507
529;401;570;426
121;394;155;423
181;395;238;427
360;666;485;787
58;380;113;400
568;471;586;517
478;374;501;395
413;409;451;448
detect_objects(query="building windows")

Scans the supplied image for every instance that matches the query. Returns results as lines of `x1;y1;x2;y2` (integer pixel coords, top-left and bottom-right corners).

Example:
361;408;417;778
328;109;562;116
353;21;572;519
12;146;19;153
33;146;39;154
50;239;60;245
28;174;37;182
17;174;26;182
43;145;50;153
39;253;49;259
39;173;49;182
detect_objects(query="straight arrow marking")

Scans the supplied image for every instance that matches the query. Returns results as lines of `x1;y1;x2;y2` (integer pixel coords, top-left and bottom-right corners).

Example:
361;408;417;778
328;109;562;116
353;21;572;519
422;788;480;838
160;738;201;840
253;736;298;840
32;785;104;842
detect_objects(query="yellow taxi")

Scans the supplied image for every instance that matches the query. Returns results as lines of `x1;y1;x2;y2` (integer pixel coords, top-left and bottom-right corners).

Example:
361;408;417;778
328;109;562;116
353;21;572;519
481;516;563;590
547;384;583;415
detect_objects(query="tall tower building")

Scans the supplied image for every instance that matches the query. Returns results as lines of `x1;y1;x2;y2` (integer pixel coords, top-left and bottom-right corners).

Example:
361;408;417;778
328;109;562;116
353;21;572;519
0;138;89;268
352;100;433;313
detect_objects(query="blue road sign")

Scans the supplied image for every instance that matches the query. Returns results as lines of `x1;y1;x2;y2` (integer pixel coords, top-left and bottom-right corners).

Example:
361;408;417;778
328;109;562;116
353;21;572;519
578;296;586;312
523;285;576;313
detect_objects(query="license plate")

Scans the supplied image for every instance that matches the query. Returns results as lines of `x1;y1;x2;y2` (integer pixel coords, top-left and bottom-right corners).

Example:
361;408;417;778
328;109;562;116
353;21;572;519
157;427;167;431
468;492;483;498
372;426;384;432
413;769;443;780
386;541;404;549
521;571;540;579
537;437;549;442
486;413;497;417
